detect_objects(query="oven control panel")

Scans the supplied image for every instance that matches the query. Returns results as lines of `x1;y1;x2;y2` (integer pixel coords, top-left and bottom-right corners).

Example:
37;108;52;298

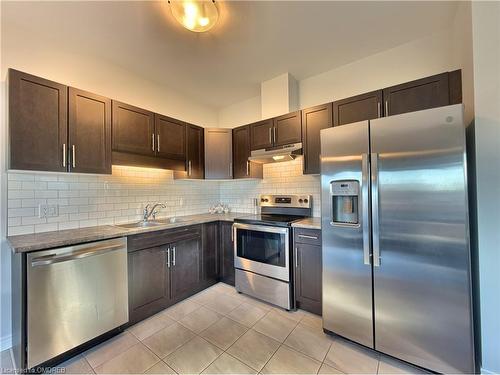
259;194;311;208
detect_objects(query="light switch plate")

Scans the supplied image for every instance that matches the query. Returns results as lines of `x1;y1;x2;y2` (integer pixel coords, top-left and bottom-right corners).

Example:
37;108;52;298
39;204;59;218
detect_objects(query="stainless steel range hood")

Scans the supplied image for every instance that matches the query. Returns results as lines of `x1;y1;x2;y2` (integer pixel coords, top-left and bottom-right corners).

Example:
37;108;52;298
248;143;302;164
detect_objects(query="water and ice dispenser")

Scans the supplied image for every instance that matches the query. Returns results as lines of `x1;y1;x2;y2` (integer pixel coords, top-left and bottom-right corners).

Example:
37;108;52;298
330;180;359;225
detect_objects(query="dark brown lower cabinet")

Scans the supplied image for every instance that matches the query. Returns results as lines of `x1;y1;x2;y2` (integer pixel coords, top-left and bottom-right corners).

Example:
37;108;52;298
220;221;235;286
294;228;322;315
128;245;170;324
202;222;219;282
127;225;204;323
170;237;202;301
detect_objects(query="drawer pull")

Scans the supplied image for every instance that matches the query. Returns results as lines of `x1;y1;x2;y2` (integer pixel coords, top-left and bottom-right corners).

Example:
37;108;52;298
298;234;318;240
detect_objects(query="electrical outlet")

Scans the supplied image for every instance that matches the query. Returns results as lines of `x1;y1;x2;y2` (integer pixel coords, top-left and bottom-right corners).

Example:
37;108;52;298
39;204;59;218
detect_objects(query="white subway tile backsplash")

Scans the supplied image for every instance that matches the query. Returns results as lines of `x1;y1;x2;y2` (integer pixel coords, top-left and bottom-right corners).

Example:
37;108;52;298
7;159;321;235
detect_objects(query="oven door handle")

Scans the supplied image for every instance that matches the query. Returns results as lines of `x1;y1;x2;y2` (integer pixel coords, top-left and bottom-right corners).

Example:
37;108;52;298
232;222;290;235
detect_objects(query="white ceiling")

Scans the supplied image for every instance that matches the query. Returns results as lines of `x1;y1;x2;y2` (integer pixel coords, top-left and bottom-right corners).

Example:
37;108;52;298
2;1;458;109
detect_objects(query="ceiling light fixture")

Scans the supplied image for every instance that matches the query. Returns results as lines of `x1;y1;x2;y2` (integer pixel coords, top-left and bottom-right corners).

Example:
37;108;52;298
168;0;219;33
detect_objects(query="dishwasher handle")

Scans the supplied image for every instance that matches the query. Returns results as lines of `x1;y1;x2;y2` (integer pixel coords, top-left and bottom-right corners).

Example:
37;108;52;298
31;242;124;267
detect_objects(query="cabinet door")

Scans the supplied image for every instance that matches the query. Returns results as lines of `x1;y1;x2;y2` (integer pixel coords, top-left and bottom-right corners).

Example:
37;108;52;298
250;119;274;150
333;90;383;126
186;124;205;179
383;72;450;117
232;125;262;179
68;88;111;174
128;246;170;323
112;101;155;156
219;222;235;286
171;237;202;300
9;69;68;172
155;114;186;160
202;222;219;282
205;128;232;179
273;111;302;146
295;242;322;315
302;103;332;175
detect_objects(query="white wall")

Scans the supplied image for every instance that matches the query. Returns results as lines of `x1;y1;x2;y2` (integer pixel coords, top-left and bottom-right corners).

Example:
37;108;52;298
218;96;261;128
471;2;500;373
0;26;219;127
299;29;455;109
219;27;471;128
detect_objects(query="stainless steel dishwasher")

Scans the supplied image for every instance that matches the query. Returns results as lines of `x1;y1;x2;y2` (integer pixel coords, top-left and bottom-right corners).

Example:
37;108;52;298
26;237;128;368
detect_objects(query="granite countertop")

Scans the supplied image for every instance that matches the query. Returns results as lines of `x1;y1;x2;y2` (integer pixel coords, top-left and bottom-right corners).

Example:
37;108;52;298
292;217;321;230
7;212;255;253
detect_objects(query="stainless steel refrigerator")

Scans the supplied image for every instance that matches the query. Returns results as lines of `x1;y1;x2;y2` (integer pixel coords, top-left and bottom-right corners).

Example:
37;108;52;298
320;104;475;374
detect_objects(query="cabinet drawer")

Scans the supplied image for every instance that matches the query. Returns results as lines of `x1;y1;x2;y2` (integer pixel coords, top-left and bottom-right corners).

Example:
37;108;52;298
128;225;201;252
294;228;321;246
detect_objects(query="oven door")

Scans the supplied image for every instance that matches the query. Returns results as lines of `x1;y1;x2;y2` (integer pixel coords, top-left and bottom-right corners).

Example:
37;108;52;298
233;223;290;282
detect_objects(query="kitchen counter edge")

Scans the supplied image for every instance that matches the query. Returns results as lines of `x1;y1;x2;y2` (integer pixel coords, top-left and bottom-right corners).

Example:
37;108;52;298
292;217;321;230
7;212;253;253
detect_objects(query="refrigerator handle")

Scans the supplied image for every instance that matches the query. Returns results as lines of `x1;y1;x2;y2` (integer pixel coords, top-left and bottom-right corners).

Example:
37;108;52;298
362;153;371;265
371;152;381;267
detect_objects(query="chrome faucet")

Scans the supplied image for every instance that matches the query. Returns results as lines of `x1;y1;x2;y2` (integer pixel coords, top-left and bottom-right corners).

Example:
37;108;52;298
143;203;166;222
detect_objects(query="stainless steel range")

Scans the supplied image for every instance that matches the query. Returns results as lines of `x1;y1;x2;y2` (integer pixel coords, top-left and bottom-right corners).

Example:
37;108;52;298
233;194;311;310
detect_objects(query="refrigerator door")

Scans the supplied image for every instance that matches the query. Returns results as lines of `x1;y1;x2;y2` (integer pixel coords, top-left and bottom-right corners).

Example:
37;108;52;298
370;104;474;373
320;121;373;347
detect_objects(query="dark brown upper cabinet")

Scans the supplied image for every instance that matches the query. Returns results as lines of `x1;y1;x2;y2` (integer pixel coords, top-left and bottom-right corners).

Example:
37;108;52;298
250;112;302;151
383;72;451;117
333;90;383;127
155;115;186;161
68;88;111;174
112;101;155;157
232;125;263;179
273;111;302;146
249;119;274;150
9;69;68;172
302;103;333;175
175;124;205;179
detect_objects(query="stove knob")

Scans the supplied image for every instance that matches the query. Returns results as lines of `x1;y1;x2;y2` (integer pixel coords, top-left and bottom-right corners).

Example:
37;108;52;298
265;198;269;202
298;199;303;203
304;198;309;204
261;198;265;202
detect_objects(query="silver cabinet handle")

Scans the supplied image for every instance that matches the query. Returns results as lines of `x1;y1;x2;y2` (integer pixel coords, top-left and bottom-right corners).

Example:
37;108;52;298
231;224;235;242
72;145;76;168
188;161;192;176
172;246;176;266
371;152;381;267
157;134;160;152
377;102;381;118
273;127;276;144
166;248;170;268
229;162;233;178
152;133;155;152
246;161;250;176
362;153;371;265
385;100;389;116
295;247;299;268
62;143;66;167
298;234;318;240
268;128;272;144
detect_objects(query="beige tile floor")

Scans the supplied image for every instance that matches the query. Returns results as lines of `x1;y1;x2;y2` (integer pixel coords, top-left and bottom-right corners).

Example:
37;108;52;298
0;283;424;375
